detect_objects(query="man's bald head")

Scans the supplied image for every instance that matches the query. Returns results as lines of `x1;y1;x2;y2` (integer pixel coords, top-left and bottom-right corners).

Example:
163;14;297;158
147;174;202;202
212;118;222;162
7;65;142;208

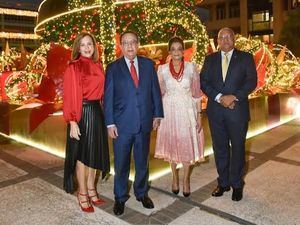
217;27;235;52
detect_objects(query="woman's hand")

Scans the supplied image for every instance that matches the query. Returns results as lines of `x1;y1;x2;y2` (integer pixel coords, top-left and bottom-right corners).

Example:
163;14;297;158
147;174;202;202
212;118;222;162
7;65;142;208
196;114;202;133
153;118;161;130
70;121;81;140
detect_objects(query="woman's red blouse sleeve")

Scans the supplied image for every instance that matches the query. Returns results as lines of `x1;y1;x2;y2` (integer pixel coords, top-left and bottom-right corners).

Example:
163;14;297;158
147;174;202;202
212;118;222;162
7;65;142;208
63;64;83;123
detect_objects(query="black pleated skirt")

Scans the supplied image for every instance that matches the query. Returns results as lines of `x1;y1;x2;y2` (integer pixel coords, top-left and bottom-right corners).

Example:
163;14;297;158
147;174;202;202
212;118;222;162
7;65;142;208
63;100;110;194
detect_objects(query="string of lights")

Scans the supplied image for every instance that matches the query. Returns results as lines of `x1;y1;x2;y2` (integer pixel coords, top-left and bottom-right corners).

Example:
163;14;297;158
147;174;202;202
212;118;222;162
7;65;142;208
38;0;209;65
0;8;38;17
0;32;40;40
98;0;116;66
144;1;208;64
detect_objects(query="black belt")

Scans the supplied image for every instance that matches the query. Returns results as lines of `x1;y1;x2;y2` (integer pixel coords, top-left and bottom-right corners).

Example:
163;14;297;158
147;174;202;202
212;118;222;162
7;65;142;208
82;100;100;105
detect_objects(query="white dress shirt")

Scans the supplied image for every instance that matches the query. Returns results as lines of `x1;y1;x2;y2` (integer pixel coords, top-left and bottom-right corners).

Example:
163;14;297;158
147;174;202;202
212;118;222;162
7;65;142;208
124;56;139;78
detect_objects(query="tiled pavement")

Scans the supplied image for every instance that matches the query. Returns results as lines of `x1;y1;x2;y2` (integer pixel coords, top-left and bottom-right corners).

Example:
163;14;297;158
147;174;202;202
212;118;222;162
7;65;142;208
0;119;300;225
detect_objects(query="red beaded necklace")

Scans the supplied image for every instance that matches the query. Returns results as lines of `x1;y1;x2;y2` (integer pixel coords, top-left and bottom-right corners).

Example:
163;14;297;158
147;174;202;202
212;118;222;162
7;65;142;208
169;59;184;82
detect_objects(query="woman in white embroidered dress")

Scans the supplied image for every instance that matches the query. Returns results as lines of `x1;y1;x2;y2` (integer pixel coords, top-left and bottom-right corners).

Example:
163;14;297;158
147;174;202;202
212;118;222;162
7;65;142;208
155;37;205;197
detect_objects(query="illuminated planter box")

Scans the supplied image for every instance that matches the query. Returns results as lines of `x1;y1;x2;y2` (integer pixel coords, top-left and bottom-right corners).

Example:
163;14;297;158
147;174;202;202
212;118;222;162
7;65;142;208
0;93;298;179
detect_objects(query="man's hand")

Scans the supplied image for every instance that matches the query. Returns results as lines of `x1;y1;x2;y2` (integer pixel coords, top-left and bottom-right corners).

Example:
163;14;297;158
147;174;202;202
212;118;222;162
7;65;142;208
228;102;235;109
108;125;118;139
153;118;161;130
220;95;236;108
70;121;81;140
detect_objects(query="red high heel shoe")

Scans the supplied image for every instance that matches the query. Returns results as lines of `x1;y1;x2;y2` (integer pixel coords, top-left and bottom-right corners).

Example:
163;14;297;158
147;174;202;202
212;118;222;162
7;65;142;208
77;193;94;213
88;189;105;206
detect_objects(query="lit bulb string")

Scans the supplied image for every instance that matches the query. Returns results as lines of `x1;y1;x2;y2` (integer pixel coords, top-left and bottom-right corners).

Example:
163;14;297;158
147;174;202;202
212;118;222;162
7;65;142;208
36;0;209;65
25;43;50;78
254;44;267;70
144;6;208;63
263;43;299;87
35;5;100;33
98;0;117;66
273;44;297;61
0;32;40;40
141;40;194;48
256;45;275;89
37;0;48;12
36;0;144;33
114;0;144;5
0;8;38;17
143;1;208;63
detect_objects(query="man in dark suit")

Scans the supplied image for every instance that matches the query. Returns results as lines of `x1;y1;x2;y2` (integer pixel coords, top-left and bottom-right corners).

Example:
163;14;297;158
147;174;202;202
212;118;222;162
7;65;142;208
104;31;163;215
200;28;257;201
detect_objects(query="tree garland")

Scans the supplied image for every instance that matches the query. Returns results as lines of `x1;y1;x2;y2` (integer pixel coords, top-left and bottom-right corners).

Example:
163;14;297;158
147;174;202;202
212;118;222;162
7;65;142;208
40;0;209;65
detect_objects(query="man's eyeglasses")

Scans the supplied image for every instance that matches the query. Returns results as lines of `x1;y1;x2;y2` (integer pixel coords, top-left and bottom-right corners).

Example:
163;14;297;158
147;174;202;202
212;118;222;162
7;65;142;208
218;35;232;41
121;40;138;46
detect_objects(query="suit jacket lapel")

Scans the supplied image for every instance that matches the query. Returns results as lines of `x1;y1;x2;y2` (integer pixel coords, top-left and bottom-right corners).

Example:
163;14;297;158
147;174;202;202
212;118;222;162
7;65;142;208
216;51;223;83
225;49;238;82
137;56;144;90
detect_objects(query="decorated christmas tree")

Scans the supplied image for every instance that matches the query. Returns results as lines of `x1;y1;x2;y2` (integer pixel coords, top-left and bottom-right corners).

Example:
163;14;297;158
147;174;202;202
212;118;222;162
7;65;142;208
39;0;209;65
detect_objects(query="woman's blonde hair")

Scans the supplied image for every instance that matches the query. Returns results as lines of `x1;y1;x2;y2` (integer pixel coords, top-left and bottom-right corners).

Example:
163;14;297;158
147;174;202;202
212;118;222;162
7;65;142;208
71;32;99;62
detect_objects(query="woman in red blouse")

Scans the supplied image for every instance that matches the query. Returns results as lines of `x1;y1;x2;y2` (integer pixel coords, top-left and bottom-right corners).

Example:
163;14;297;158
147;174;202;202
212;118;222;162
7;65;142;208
63;33;110;213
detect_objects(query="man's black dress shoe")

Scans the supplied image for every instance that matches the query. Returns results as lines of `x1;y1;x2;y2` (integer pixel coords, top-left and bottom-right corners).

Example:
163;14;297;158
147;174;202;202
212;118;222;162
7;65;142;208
113;201;125;216
232;188;243;201
137;196;154;209
211;186;230;197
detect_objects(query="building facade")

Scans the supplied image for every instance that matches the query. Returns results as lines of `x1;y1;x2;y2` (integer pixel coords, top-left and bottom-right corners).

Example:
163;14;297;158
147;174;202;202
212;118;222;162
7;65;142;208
0;1;41;51
196;0;300;43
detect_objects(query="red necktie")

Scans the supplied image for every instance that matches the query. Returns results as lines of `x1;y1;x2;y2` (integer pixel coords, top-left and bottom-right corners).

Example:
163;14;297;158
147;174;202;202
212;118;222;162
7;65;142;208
130;60;139;87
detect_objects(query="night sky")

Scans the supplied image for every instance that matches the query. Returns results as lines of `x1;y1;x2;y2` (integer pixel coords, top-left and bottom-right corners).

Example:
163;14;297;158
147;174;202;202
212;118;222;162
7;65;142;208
0;0;44;11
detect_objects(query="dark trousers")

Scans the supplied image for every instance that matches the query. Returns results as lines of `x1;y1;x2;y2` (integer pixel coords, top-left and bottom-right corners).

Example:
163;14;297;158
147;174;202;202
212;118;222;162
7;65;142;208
208;113;248;188
113;131;151;202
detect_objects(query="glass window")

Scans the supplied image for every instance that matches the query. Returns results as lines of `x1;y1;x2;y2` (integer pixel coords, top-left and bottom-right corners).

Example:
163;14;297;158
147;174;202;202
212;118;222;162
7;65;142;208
252;11;270;22
250;10;272;31
216;3;226;20
229;1;240;18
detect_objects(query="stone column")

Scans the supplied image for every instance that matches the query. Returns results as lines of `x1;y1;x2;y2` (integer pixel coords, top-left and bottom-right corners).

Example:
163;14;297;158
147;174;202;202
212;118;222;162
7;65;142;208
273;0;285;42
240;0;248;37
